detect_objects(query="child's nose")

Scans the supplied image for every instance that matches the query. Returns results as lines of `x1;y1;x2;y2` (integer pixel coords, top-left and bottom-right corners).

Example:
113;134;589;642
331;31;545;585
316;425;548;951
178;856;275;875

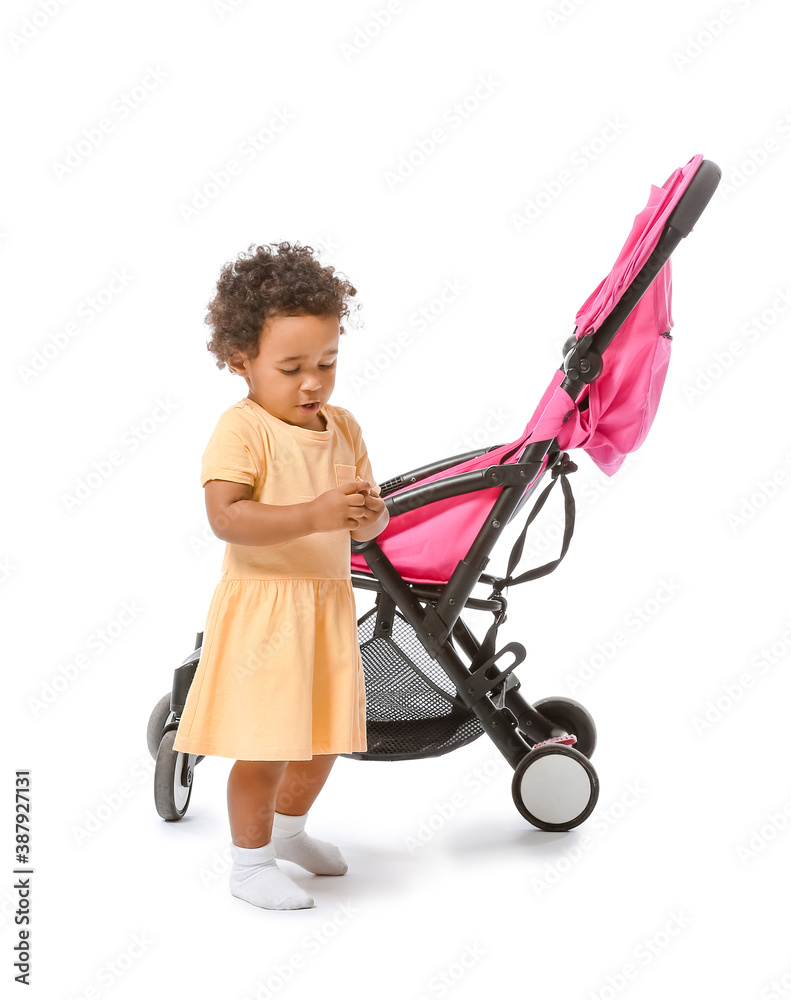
301;374;321;390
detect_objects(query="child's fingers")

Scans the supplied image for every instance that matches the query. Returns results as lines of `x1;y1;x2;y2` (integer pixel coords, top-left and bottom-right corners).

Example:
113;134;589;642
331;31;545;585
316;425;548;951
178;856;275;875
342;479;371;494
354;476;380;496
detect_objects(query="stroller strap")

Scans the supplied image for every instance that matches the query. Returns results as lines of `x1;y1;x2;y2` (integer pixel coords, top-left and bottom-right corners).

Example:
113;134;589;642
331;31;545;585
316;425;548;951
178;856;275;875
468;458;576;681
489;454;576;594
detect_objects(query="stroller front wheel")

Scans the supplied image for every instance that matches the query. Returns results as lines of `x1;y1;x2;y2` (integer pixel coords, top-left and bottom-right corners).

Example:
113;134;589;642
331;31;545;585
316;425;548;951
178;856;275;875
154;730;195;821
532;696;597;758
512;743;599;832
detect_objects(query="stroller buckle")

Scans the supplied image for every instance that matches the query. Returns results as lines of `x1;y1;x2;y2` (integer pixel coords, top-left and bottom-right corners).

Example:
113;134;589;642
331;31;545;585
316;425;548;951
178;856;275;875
552;452;578;478
484;591;507;624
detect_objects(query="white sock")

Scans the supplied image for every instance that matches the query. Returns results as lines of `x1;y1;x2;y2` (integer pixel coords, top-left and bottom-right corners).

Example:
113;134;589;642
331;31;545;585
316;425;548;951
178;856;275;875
272;811;348;876
229;841;315;910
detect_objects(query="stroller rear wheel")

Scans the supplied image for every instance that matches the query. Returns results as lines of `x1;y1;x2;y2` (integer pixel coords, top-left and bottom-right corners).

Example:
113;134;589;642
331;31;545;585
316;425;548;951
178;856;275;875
154;729;195;821
147;693;171;758
532;696;597;758
512;743;599;832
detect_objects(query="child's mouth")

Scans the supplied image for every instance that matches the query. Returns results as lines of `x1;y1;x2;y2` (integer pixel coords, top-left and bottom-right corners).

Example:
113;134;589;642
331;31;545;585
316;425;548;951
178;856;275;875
298;402;320;413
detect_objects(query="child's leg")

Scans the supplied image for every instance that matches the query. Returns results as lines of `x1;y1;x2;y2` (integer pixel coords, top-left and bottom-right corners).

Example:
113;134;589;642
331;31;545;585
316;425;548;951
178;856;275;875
271;754;348;876
227;760;314;910
274;753;339;815
228;759;288;847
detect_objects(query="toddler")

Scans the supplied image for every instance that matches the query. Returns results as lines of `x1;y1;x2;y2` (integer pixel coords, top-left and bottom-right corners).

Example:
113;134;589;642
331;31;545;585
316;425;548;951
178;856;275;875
174;242;388;910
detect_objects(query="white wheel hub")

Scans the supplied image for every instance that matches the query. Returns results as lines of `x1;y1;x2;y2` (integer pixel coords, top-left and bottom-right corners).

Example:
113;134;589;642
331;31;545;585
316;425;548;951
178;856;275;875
173;754;191;809
518;752;592;825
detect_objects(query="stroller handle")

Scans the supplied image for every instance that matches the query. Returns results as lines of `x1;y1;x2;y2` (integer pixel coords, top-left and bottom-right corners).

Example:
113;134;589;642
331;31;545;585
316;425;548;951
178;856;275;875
562;158;721;396
664;159;721;240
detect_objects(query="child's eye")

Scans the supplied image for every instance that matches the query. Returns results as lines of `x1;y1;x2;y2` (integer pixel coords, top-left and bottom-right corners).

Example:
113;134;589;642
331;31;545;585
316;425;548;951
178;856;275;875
280;361;335;376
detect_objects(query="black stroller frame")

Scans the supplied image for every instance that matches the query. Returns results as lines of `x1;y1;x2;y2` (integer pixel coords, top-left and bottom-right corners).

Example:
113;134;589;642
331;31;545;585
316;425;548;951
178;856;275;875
348;434;570;771
148;159;720;833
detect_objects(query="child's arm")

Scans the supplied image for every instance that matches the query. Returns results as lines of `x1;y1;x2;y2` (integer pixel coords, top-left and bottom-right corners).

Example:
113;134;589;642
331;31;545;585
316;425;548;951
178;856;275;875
205;479;371;546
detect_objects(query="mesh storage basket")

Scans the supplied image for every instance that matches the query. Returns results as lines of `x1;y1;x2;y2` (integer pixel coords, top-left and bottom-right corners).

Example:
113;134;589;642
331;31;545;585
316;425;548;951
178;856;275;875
345;605;484;761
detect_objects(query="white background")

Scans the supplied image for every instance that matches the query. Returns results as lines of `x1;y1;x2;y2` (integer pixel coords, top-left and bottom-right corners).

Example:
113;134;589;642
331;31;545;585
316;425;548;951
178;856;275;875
4;0;791;997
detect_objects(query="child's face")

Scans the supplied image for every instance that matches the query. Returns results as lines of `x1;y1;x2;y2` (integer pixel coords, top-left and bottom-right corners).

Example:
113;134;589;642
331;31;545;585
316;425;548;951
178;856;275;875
229;312;340;429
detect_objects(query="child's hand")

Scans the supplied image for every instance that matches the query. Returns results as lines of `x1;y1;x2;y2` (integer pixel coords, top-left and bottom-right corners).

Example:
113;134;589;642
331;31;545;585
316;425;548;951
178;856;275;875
352;490;387;524
349;480;388;541
310;481;375;533
355;475;381;497
362;490;386;514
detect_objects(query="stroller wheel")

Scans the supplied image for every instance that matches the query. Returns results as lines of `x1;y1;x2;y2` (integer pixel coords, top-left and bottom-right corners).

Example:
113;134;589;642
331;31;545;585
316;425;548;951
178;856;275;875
147;693;172;759
533;696;597;758
154;729;194;821
512;743;599;832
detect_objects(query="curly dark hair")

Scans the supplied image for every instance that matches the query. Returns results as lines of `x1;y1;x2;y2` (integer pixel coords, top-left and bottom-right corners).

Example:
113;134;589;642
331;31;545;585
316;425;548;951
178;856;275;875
205;241;359;371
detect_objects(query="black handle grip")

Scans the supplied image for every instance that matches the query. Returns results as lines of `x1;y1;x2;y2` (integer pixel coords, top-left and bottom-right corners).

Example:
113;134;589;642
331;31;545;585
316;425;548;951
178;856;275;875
664;158;721;239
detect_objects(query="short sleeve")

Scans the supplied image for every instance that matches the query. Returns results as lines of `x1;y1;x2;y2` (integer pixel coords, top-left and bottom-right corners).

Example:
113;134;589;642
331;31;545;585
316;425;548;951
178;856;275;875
347;412;376;487
200;405;262;487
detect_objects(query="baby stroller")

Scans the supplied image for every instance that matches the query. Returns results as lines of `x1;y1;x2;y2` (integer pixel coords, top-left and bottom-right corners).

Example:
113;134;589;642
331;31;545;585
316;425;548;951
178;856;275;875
148;154;720;832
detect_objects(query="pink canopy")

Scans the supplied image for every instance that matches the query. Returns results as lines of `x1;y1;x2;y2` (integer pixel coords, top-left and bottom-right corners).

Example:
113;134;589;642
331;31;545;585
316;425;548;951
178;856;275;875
528;152;703;473
351;155;705;585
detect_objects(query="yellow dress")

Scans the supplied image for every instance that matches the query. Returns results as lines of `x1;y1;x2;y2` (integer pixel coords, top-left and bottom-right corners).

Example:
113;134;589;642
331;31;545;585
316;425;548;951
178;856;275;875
173;397;373;761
